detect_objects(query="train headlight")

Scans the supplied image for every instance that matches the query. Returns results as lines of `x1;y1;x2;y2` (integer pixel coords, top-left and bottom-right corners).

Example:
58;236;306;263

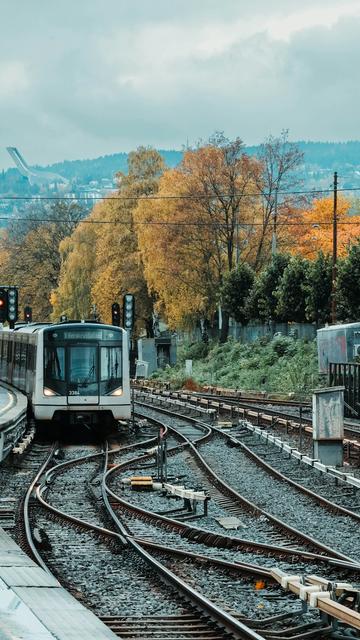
43;387;58;397
110;387;123;396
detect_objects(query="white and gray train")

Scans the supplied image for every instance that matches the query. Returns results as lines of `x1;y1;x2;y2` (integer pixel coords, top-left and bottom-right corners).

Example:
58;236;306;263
0;322;131;428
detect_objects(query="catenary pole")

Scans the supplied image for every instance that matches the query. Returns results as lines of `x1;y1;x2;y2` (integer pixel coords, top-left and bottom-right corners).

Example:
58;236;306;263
331;171;338;324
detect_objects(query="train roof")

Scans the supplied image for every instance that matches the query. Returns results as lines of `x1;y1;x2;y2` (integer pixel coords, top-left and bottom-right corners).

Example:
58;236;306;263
317;322;360;333
12;322;125;334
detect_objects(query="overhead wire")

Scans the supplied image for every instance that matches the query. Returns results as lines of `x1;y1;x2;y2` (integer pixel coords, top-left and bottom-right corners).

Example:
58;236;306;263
0;217;359;227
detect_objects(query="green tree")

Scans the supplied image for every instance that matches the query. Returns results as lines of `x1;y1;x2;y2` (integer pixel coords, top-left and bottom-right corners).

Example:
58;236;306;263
337;242;360;321
246;253;290;321
275;256;309;322
221;263;255;324
304;252;332;325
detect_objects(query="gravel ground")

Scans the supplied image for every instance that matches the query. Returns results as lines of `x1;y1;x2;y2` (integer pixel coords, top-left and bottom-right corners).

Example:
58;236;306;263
0;442;53;535
108;450;306;550
199;434;360;562
35;510;187;617
155;552;307;620
111;505;360;583
226;425;360;509
134;404;360;561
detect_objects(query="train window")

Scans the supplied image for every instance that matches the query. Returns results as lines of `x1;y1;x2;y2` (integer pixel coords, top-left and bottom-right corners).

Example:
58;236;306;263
100;346;122;394
44;346;65;398
69;346;98;396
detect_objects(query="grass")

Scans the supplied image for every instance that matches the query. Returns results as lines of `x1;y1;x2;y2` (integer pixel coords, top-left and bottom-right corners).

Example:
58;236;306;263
151;335;324;398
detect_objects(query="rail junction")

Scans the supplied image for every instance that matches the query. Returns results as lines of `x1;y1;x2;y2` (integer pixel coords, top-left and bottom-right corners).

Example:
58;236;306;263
1;381;360;638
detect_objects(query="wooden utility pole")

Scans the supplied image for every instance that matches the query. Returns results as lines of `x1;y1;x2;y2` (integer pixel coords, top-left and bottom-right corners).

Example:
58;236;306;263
331;171;338;324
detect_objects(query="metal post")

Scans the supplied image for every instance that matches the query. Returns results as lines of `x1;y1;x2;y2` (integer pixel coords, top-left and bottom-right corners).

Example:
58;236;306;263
299;403;303;450
131;386;135;430
331;171;338;324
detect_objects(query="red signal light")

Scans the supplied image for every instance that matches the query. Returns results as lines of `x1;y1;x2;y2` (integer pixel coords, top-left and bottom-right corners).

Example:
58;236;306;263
0;300;4;307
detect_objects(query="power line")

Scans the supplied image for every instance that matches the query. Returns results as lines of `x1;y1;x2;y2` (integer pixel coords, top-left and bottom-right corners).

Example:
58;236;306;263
1;185;360;202
1;216;360;227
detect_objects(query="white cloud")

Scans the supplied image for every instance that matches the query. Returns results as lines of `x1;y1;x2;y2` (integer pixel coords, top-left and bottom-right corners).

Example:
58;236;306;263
1;1;360;169
0;61;29;98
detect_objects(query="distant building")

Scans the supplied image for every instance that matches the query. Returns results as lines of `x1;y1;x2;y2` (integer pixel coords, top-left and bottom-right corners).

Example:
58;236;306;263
6;147;68;188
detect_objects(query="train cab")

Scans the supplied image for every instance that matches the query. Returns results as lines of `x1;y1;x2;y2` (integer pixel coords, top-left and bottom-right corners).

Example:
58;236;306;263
0;322;131;428
38;323;131;424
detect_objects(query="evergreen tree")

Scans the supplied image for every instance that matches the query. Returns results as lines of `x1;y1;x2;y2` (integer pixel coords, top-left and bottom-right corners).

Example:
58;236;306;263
275;256;309;322
221;263;255;324
337;242;360;321
246;253;290;321
304;252;332;325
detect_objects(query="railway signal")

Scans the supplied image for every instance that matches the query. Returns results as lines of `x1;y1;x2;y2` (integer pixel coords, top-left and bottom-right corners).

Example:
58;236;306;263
7;287;18;327
123;294;135;331
111;302;121;326
24;306;32;323
0;288;7;323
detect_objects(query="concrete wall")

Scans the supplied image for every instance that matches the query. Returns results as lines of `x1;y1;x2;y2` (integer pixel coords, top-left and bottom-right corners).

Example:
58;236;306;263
181;322;318;344
137;337;177;376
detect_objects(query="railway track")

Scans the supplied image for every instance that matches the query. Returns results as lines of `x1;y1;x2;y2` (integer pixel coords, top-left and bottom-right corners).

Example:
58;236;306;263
136;386;360;463
17;434;271;638
3;415;360;638
132;400;360;565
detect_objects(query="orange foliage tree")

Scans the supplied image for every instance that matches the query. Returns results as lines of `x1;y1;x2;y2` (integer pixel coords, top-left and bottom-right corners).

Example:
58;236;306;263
289;195;360;259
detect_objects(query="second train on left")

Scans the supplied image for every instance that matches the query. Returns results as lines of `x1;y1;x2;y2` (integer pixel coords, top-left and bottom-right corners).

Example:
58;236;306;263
0;321;131;429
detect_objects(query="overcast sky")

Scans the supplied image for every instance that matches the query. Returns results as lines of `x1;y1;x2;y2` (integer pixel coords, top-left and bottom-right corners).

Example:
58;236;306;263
1;0;359;170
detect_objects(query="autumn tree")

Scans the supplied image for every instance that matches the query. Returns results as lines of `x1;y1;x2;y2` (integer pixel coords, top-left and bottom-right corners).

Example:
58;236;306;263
135;134;262;340
91;147;164;332
291;195;360;259
253;130;304;267
0;201;84;320
51;219;98;321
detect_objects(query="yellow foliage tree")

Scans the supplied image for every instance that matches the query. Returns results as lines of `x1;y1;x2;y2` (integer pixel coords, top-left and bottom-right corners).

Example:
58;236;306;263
50;147;164;334
91;147;164;333
51;218;98;321
135;134;263;337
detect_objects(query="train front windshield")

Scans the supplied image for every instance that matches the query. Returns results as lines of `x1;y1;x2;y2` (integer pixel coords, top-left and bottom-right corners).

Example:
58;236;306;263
44;327;123;398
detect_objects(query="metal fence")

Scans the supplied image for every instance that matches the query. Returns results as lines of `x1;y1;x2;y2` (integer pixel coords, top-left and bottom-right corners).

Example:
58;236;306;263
329;362;360;418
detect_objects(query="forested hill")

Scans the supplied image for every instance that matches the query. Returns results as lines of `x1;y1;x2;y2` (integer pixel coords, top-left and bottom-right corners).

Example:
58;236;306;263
40;141;360;182
246;140;360;170
3;141;360;187
38;150;183;183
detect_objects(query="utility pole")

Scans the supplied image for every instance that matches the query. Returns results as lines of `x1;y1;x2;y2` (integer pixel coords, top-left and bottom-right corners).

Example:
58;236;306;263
331;171;338;324
271;186;278;255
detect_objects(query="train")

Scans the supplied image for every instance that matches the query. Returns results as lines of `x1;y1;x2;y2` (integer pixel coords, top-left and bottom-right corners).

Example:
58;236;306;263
317;322;360;374
0;321;131;429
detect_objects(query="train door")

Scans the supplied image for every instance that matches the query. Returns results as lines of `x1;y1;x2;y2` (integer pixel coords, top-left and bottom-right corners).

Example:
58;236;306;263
67;344;99;405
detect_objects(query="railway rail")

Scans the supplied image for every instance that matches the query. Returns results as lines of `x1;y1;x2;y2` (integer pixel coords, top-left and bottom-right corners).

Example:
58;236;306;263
3;412;360;638
135;384;360;462
16;435;269;639
133;398;360;565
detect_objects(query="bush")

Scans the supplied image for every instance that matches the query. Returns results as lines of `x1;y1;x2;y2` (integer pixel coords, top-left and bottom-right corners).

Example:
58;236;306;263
271;335;296;357
151;335;323;397
178;341;209;363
